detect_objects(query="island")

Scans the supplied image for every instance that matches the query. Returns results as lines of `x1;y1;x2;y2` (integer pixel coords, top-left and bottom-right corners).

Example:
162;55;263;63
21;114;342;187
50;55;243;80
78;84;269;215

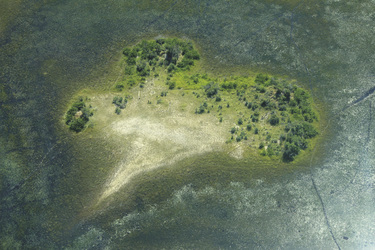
65;38;320;163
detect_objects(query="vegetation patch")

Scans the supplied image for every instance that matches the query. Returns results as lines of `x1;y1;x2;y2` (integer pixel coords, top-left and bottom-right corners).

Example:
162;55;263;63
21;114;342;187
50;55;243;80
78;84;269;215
67;38;320;162
65;96;93;132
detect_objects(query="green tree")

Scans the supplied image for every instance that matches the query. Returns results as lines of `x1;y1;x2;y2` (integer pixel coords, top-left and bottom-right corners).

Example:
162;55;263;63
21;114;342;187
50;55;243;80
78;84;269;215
283;142;300;161
269;114;280;126
168;81;176;90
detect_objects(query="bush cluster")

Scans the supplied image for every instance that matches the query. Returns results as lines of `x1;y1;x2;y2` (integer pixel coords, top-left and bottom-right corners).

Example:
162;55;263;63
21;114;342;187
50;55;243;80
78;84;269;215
112;96;128;115
122;38;200;80
282;122;318;161
65;97;93;132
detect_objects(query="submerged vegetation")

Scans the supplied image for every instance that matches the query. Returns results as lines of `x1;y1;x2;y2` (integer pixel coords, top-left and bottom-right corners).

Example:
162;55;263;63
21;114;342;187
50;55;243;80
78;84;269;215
67;38;319;162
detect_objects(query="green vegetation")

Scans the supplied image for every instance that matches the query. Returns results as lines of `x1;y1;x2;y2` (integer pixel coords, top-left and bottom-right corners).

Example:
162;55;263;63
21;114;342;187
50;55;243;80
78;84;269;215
112;96;129;114
65;97;93;132
192;72;319;161
117;38;201;91
194;71;318;162
103;38;320;162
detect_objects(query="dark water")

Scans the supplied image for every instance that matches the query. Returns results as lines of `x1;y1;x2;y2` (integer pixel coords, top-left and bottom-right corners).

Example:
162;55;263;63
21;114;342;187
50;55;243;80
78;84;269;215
1;0;374;249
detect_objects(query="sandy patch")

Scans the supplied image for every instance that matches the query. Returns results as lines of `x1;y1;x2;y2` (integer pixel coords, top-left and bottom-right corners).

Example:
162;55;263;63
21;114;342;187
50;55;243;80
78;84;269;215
93;84;231;204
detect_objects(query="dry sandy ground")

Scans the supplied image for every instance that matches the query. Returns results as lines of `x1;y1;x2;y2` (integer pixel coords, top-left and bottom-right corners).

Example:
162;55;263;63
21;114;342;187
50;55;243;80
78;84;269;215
89;81;239;205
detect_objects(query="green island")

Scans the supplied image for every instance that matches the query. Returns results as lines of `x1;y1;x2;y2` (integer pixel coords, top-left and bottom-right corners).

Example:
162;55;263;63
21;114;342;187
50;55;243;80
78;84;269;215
65;38;319;162
65;96;93;132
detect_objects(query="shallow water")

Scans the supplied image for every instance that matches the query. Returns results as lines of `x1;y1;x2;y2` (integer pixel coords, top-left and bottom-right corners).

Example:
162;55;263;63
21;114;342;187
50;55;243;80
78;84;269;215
1;0;374;248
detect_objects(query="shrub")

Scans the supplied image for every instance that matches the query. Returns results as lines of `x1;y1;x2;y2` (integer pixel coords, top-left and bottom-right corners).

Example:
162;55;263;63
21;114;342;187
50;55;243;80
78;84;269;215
196;104;205;114
279;134;286;141
69;118;86;132
246;124;252;131
238;118;243;125
260;99;269;107
126;57;136;65
267;146;274;156
283;142;300;161
115;83;124;91
204;82;219;98
168;63;176;72
255;73;269;84
184;49;200;60
256;85;266;93
168;81;176;90
294;88;309;104
236;136;241;142
122;47;131;56
127;79;136;87
279;105;287;111
221;82;237;89
65;99;92;132
269;114;280;126
231;127;236;134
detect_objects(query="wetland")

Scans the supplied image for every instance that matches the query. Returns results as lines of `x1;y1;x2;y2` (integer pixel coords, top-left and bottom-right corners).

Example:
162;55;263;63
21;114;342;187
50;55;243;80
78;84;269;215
1;0;374;249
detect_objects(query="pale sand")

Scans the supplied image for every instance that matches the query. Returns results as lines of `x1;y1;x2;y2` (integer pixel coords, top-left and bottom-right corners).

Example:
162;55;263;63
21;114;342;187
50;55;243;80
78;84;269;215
91;82;236;205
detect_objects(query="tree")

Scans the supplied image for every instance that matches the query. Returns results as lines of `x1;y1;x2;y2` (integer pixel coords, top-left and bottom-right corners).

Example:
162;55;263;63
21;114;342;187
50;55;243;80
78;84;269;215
168;81;176;90
269;114;280;126
255;73;269;84
167;63;176;73
184;49;200;60
283;142;300;161
204;82;219;98
165;44;180;65
267;145;274;156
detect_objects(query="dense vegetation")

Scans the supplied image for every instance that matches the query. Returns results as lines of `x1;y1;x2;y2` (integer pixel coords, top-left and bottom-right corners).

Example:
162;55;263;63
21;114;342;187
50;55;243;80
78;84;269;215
112;96;129;115
65;97;93;132
113;38;319;161
191;73;319;161
118;38;200;89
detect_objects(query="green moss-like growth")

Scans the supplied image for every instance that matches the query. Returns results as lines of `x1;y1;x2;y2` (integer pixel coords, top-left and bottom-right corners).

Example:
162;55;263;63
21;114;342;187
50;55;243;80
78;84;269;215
65;97;93;132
